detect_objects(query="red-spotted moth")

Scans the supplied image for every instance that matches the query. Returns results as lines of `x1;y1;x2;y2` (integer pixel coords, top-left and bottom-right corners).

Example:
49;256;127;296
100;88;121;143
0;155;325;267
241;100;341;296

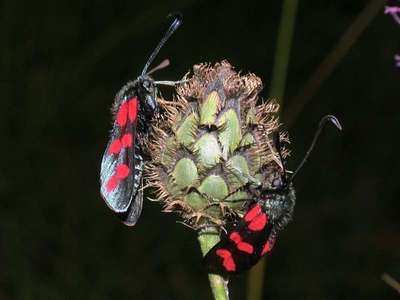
204;115;341;275
100;14;182;226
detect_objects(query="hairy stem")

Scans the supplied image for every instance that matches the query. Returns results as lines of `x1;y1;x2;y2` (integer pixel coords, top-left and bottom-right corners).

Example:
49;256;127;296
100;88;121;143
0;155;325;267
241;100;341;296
198;228;229;300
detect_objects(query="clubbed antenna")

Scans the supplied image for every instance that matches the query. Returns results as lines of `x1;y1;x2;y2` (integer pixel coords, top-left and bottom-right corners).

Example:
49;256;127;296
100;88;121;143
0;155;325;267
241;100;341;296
291;115;342;181
146;59;170;75
141;13;182;76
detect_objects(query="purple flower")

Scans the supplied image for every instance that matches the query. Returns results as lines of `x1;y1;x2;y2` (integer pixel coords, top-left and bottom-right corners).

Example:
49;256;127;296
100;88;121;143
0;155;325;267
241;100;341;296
384;6;400;25
385;6;400;24
384;6;400;14
395;55;400;67
384;6;400;67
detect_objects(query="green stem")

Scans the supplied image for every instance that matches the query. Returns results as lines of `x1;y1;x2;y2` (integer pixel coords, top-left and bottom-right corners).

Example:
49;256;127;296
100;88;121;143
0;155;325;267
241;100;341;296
285;0;386;126
198;228;230;300
269;0;299;104
247;1;298;300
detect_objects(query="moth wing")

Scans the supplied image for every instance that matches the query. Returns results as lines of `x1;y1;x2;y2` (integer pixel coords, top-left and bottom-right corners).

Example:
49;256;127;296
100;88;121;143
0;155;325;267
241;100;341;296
116;162;144;226
100;96;141;216
203;203;274;276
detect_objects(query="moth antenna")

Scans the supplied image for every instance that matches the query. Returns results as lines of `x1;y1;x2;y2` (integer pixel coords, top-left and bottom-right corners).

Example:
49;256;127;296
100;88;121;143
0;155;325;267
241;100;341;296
290;115;342;181
141;13;182;76
146;59;170;75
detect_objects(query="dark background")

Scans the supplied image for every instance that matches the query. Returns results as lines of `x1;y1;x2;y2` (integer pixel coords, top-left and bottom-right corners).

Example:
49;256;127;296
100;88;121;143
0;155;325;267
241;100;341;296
1;0;399;299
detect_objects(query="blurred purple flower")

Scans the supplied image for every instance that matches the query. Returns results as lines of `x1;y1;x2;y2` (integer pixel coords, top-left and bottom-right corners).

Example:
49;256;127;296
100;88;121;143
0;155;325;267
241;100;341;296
395;55;400;67
384;6;400;14
385;6;400;24
385;6;400;67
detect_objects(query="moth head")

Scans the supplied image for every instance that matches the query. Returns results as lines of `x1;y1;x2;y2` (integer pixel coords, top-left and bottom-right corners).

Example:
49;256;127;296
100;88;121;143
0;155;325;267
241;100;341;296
137;75;158;116
259;115;342;227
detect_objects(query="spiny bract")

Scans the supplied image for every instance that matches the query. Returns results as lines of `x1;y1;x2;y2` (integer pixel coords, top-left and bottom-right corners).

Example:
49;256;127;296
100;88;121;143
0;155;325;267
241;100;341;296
146;61;289;229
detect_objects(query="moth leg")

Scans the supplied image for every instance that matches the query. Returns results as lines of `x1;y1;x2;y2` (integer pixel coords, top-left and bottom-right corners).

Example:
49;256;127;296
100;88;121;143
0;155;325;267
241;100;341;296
154;79;189;86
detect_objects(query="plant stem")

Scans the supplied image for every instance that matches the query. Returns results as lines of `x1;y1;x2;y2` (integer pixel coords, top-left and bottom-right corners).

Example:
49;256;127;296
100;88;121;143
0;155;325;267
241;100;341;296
285;0;386;126
247;1;299;300
198;228;229;300
381;273;400;294
268;0;299;104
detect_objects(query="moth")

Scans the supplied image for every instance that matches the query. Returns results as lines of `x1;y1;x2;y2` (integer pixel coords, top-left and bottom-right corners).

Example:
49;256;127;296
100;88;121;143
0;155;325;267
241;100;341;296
100;14;183;226
203;115;342;276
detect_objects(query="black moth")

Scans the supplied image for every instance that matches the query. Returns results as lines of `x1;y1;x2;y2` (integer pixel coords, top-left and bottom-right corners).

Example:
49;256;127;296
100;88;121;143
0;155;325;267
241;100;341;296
204;115;342;276
100;14;182;226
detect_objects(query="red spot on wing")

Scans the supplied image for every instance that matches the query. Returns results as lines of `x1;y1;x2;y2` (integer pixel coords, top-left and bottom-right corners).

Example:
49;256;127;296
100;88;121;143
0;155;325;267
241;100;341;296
216;249;236;271
106;176;119;192
117;102;129;127
115;164;130;179
229;232;241;244
237;242;254;254
216;249;231;259
104;164;130;192
248;213;267;231
109;139;122;154
108;133;133;155
121;133;133;147
261;240;272;256
244;203;262;222
128;97;138;123
229;231;254;254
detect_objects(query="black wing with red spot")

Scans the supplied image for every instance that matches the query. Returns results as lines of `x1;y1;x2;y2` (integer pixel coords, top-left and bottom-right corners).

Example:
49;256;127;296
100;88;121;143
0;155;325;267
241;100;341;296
203;203;276;276
99;14;184;226
100;86;143;226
